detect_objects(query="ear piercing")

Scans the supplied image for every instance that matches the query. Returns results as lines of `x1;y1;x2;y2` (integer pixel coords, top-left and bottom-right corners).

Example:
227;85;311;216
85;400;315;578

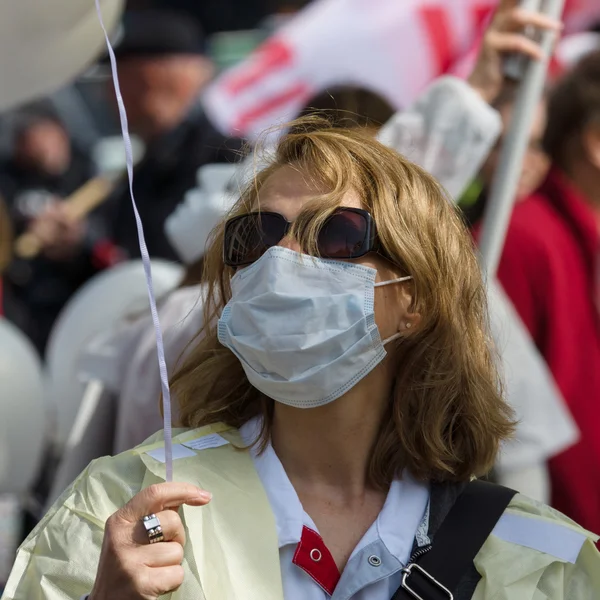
405;322;412;329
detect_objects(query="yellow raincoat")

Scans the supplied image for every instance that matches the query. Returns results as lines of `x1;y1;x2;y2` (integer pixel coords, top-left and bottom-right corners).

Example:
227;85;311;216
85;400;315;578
2;424;599;600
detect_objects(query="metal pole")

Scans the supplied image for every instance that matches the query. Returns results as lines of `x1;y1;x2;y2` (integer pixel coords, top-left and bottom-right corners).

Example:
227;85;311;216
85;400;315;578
478;0;566;278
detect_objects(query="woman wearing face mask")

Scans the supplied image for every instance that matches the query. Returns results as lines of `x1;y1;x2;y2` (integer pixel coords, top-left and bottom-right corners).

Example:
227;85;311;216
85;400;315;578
4;121;599;600
67;1;571;502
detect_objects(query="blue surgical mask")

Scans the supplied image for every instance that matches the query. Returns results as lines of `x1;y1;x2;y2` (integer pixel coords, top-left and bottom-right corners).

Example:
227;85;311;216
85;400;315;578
217;246;412;409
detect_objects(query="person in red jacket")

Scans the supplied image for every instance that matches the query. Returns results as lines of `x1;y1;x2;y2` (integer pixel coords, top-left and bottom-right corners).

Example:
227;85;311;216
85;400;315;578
497;50;600;536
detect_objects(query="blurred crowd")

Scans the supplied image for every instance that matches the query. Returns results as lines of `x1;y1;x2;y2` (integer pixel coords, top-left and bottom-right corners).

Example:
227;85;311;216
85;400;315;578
2;0;600;591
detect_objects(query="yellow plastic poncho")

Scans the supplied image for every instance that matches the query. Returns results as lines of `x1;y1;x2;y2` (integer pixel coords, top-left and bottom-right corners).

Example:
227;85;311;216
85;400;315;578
2;425;599;600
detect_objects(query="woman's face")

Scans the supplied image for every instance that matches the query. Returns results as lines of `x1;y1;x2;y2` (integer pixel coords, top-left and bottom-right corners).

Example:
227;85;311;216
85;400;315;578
254;165;419;345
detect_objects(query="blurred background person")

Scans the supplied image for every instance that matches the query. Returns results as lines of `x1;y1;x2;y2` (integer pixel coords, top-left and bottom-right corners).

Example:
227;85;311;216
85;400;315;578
482;88;550;199
496;49;600;538
92;9;243;262
0;107;96;354
0;108;91;211
463;86;551;225
298;85;396;132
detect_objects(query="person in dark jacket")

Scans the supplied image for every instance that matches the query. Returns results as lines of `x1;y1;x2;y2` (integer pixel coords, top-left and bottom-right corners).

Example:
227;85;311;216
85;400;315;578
0;110;97;354
94;9;243;261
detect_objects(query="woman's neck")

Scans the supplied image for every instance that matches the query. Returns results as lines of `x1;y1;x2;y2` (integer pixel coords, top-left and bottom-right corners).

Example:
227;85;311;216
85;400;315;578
270;367;392;499
269;359;395;571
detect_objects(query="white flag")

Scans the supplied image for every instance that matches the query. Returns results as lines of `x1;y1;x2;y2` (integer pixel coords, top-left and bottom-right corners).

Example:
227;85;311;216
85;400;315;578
203;0;600;141
203;0;497;140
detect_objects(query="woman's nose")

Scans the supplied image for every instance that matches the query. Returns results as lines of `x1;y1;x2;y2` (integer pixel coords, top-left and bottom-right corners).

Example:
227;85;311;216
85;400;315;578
277;234;302;253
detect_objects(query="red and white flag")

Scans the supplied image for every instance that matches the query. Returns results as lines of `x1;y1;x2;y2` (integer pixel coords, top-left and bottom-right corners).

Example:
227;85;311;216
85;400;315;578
203;0;600;140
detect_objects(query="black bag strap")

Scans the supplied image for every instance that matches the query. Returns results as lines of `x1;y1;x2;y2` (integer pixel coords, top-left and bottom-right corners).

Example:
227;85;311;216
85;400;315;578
393;480;517;600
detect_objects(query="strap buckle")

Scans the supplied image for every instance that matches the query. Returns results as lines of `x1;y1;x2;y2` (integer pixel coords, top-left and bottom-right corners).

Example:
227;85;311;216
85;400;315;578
400;563;454;600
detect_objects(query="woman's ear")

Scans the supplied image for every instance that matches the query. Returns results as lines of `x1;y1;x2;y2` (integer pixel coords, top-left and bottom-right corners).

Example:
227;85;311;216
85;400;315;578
397;284;422;334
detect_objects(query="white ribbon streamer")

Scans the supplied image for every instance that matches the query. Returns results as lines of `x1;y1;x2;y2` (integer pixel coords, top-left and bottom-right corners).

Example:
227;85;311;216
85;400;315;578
94;0;174;480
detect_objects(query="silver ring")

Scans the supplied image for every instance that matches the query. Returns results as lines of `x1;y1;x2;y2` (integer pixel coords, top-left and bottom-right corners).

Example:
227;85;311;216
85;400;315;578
142;513;164;544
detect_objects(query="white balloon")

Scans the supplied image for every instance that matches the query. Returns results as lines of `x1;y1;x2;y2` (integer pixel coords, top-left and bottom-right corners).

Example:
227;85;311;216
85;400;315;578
0;318;45;494
44;260;184;448
0;0;124;112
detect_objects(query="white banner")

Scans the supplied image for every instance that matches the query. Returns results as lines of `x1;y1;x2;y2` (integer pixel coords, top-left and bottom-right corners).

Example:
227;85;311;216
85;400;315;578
203;0;600;140
203;0;497;139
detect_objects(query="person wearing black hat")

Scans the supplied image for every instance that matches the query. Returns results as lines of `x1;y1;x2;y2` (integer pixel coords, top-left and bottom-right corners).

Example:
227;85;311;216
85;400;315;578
110;10;214;142
91;9;243;262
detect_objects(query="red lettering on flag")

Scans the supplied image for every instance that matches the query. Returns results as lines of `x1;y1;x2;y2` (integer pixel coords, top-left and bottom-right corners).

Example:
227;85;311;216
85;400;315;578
418;6;454;75
464;3;495;63
233;82;312;132
223;38;295;96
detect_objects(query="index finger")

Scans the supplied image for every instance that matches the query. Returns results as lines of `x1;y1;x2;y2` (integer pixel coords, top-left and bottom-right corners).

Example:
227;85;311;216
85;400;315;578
119;483;212;523
510;8;563;31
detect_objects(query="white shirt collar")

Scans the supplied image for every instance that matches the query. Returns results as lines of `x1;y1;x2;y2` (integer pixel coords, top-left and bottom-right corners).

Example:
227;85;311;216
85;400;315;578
239;417;429;567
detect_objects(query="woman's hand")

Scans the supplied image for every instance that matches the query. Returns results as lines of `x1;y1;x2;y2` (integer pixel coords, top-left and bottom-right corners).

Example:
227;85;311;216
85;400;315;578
468;0;563;104
89;482;212;600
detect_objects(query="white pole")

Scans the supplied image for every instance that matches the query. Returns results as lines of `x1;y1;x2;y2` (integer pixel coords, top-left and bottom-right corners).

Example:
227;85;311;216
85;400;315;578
478;0;566;278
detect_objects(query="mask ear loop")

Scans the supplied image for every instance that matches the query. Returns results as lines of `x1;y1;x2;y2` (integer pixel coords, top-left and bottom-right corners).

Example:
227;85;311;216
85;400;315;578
95;1;174;481
375;276;413;345
382;331;404;345
374;275;413;287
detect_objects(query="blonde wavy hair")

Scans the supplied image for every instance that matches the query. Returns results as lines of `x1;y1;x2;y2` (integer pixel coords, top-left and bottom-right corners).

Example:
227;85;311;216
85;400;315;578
170;118;514;486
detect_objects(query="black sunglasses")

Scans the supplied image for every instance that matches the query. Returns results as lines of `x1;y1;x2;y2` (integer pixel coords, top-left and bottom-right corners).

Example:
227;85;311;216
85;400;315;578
223;207;378;268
